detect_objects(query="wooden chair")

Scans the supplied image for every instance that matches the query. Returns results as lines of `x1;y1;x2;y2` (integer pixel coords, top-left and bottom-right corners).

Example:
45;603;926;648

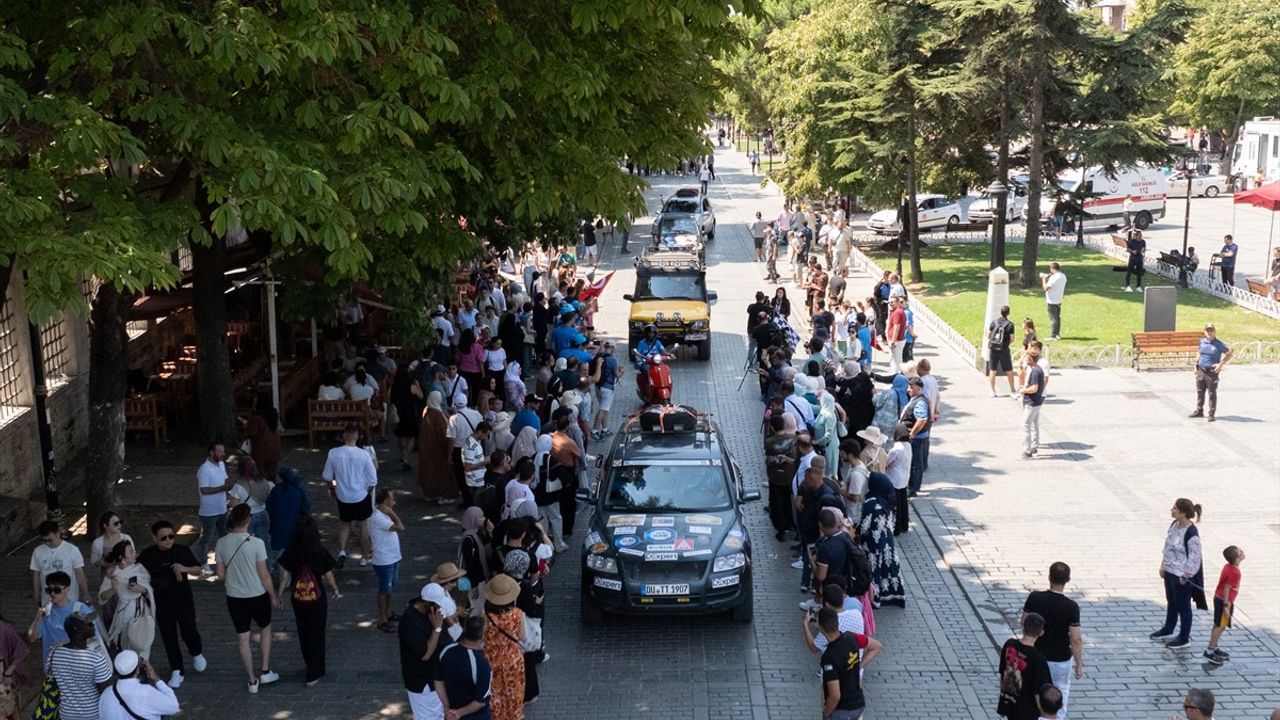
307;399;373;447
124;397;167;445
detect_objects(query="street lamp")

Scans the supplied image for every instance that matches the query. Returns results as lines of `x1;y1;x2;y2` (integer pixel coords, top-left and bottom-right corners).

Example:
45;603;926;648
1179;166;1195;287
987;179;1009;269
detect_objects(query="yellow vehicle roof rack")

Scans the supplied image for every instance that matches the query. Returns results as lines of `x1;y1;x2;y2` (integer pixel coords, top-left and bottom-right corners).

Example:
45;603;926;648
635;250;703;272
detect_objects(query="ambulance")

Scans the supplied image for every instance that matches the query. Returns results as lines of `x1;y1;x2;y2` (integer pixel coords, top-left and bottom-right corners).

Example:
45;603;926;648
1025;165;1168;230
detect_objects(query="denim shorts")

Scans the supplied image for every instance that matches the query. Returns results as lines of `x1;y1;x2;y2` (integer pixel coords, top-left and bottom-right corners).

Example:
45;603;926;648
374;562;399;595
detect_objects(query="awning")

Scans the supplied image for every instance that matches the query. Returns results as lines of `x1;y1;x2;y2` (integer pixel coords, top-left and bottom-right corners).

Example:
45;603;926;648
1234;181;1280;212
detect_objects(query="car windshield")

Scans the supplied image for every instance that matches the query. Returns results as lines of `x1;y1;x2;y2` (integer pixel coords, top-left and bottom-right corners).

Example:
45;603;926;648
657;217;699;235
634;273;706;301
664;199;700;214
604;464;731;512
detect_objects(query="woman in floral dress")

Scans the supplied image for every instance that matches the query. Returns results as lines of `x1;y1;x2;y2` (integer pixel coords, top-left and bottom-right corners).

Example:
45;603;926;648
856;472;906;609
483;574;526;720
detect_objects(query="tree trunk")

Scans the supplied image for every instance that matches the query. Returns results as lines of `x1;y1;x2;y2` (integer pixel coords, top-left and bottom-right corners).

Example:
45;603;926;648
1020;72;1046;288
85;283;133;525
190;234;237;444
1219;97;1246;176
0;258;12;312
993;89;1011;270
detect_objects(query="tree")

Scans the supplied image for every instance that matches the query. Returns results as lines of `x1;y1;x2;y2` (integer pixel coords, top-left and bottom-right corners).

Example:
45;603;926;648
1167;0;1280;173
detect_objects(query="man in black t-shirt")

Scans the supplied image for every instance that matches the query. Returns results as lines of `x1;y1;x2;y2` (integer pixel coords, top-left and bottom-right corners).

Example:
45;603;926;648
400;584;451;716
137;520;205;687
986;304;1017;398
997;613;1051;720
1023;562;1083;718
817;607;881;719
435;616;492;719
810;508;855;608
747;292;772;334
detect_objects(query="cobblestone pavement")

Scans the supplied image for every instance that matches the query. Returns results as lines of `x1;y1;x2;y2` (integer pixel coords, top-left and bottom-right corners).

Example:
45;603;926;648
2;142;1277;720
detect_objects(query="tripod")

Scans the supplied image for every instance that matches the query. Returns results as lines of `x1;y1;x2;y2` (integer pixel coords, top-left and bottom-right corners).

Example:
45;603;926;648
737;341;758;392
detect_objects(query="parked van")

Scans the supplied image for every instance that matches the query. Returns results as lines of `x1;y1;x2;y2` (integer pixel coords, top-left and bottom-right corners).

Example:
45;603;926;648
1232;117;1280;185
1024;165;1168;230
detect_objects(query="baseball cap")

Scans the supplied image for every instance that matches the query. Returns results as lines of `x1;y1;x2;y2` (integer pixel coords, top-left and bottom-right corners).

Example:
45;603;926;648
1204;323;1215;330
375;345;387;354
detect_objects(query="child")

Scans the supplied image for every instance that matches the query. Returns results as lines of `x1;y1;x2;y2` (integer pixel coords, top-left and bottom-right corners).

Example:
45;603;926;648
1204;545;1244;664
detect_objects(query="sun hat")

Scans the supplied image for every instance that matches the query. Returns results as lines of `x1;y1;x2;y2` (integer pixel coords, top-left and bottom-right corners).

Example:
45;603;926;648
430;562;466;584
856;426;888;446
484;573;521;605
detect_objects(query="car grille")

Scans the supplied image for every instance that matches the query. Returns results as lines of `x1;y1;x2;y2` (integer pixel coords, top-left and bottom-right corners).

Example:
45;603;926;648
627;561;707;584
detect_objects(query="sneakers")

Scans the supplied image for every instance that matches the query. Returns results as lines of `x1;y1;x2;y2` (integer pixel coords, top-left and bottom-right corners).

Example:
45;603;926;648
1149;629;1174;639
1022;450;1034;459
336;552;347;569
789;558;804;570
990;389;998;398
1124;286;1133;293
799;599;822;612
359;557;372;567
258;670;280;685
1166;637;1191;649
168;671;184;689
1009;391;1021;400
201;565;214;576
1203;649;1225;665
554;543;570;554
193;654;207;672
1213;648;1230;658
1049;335;1060;341
247;680;259;694
1207;416;1216;423
1189;410;1204;418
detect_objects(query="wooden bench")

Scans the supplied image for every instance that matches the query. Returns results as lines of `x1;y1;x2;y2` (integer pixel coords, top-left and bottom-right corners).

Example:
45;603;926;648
1111;233;1128;250
124;397;167;445
307;399;372;447
1245;278;1277;300
1158;251;1181;267
1131;331;1202;371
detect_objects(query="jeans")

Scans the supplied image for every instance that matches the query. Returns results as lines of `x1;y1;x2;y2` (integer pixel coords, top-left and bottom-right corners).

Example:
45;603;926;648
1047;303;1061;337
825;708;864;720
1195;367;1219;417
908;436;929;493
1047;659;1074;719
195;513;227;566
1022;404;1041;453
156;590;203;675
249;511;270;546
1161;570;1193;641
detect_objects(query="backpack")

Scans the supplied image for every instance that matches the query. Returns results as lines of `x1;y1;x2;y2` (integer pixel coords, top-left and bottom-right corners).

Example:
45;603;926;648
841;534;873;597
988;319;1012;350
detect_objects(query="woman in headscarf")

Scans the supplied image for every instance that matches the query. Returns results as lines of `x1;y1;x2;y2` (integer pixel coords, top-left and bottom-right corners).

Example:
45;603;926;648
510;425;538;468
871;374;908;439
532;434;568;553
857;472;906;610
813;390;843;475
458;506;492;611
504;361;527;410
417;391;457;502
837;360;875;436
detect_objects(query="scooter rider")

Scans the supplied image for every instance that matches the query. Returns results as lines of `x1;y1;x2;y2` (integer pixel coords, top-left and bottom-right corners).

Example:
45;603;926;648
633;324;667;370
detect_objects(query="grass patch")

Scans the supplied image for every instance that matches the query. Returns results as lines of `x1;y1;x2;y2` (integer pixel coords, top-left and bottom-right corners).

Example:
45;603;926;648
872;242;1280;348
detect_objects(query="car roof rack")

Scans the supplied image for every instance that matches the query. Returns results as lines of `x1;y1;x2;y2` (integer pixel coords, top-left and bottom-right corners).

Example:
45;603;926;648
635;250;703;272
622;404;714;434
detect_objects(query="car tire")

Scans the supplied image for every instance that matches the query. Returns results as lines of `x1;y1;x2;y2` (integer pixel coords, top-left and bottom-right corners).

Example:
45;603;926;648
581;583;604;624
707;224;715;241
730;580;753;623
1204;186;1219;198
1134;210;1152;230
696;339;711;361
947;215;960;227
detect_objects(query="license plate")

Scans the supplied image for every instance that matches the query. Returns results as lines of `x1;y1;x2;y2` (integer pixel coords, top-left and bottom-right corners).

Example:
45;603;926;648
684;333;708;340
642;583;690;596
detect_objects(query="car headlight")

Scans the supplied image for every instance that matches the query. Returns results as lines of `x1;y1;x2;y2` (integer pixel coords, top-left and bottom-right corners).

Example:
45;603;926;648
713;552;746;573
689;320;708;330
630;320;645;329
673;312;682;322
655;312;665;321
586;554;618;574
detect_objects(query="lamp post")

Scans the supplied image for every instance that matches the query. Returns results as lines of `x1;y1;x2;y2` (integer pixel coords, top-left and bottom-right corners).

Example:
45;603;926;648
987;179;1009;269
1180;167;1195;256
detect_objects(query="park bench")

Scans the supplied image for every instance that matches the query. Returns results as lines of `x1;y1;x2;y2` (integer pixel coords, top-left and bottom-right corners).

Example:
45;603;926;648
1245;277;1278;300
124;397;167;445
1131;331;1202;371
307;398;373;447
1158;251;1181;267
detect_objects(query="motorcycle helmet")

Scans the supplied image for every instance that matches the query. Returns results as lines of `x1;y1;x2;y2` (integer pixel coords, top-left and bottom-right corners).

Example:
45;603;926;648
643;323;657;340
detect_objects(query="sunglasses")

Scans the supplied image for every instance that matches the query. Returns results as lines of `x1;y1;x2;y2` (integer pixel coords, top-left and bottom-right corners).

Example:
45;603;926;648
46;586;66;594
157;534;176;541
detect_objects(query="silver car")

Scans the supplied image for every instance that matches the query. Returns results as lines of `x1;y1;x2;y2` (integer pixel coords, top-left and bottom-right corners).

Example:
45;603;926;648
655;187;716;240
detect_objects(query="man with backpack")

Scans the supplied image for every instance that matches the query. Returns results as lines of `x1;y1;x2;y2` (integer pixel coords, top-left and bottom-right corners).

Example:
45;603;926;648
986;305;1018;398
805;508;872;612
795;463;844;594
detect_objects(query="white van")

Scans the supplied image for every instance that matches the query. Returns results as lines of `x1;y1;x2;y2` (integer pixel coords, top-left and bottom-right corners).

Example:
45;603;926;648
1025;165;1168;230
1232;117;1280;184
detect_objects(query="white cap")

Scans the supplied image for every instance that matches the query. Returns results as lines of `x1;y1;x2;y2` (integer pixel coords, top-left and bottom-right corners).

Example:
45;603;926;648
376;345;388;354
419;583;457;617
114;649;140;675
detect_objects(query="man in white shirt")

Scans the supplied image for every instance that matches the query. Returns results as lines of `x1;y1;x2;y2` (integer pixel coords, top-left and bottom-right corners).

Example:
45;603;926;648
456;300;478;332
448;400;485;505
750;212;769;262
1040;262;1067;340
30;520;91;605
916;359;941;423
99;650;180;720
321;425;378;567
432;307;456;347
195;442;235;572
460;423;491;492
781;380;815;431
442;364;469;410
489;284;507;313
885;427;913;536
369;489;404;632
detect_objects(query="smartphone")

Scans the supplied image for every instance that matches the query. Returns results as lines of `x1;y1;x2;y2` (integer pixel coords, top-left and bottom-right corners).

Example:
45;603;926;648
128;576;137;588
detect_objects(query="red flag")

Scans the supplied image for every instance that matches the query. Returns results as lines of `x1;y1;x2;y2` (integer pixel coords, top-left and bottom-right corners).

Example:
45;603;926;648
579;271;615;301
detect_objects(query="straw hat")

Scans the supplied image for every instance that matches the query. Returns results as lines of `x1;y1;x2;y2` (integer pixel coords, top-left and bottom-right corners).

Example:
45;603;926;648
430;562;466;584
485;573;521;605
856;426;888;446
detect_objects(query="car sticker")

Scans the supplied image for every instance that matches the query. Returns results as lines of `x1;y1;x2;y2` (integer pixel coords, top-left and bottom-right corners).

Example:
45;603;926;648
619;547;645;557
643;529;675;542
645;552;679;562
710;575;740;589
684;514;723;526
683;549;713;558
608;515;646;527
615;536;639;548
612;526;638;535
590;542;608;555
687;526;713;535
645;544;675;552
593;577;623;591
585;531;602;546
723;536;744;550
673;539;694;551
650;517;675;527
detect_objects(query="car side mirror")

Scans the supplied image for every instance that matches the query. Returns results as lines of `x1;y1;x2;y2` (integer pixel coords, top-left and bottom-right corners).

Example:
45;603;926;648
707;291;718;303
740;487;762;502
622;294;634;302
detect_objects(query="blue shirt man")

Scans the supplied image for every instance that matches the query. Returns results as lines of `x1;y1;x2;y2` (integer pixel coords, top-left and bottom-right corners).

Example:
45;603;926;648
549;322;579;355
633;336;666;369
904;307;915;345
1218;238;1238;268
856;325;874;369
1197;335;1229;370
598;352;619;389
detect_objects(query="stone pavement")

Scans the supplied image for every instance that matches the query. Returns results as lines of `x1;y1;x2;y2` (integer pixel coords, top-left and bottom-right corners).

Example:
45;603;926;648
1;141;1276;720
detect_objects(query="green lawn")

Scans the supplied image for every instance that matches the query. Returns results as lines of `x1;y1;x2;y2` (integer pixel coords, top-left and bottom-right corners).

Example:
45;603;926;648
872;242;1280;349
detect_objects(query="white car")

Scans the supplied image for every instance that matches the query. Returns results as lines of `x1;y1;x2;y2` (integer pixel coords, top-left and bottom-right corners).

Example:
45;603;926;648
969;175;1029;223
1166;172;1228;198
866;194;962;234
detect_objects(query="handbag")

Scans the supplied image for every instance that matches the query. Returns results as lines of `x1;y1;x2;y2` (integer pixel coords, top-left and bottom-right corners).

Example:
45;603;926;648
32;650;61;720
0;679;17;718
124;596;155;654
519;615;542;653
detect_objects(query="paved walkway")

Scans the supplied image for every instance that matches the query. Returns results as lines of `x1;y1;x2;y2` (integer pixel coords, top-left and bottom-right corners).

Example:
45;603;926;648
1;141;1276;720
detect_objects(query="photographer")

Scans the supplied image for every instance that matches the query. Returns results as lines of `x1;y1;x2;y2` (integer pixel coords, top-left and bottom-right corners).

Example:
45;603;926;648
98;649;181;720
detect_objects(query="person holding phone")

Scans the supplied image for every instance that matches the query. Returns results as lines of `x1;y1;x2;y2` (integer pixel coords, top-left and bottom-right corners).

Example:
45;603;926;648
98;541;155;659
98;649;180;719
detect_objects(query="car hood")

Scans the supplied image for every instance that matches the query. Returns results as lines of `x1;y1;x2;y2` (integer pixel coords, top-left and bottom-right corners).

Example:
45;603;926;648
587;509;743;561
868;209;898;224
629;299;708;322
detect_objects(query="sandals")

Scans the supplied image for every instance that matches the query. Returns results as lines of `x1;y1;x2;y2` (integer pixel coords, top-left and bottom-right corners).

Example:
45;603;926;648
377;621;395;634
